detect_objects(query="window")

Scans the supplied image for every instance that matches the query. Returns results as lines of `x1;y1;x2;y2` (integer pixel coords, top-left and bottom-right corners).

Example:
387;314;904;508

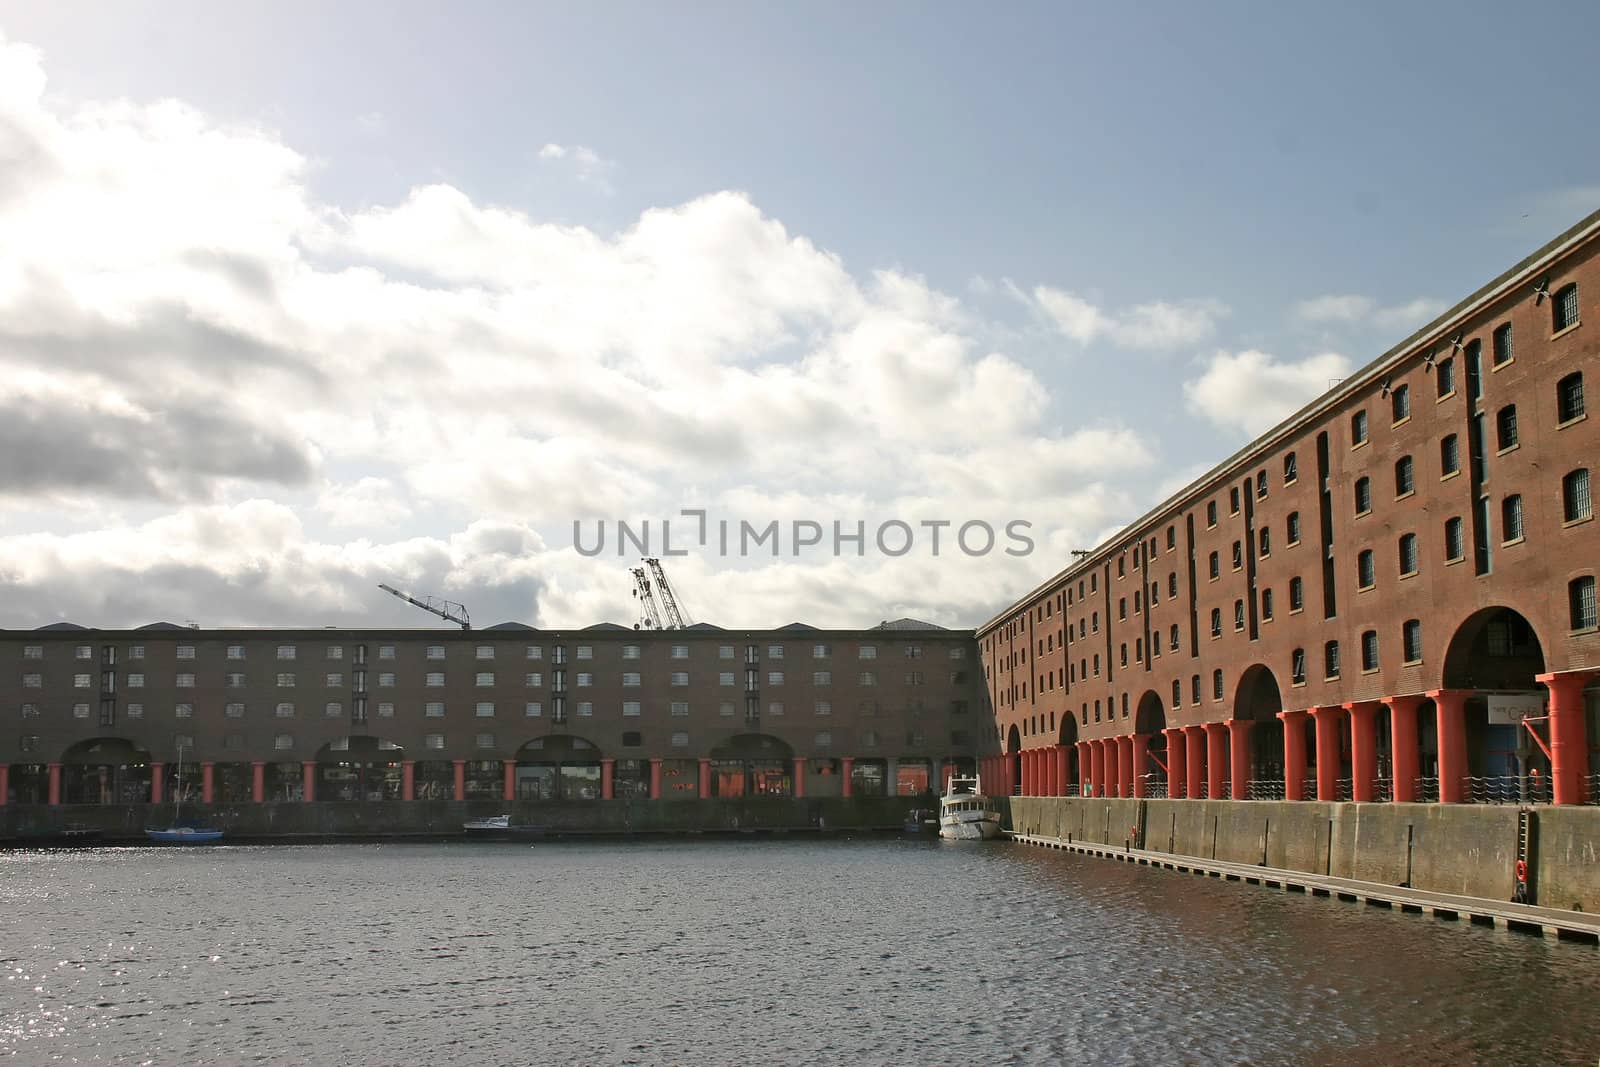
426;672;444;687
1391;383;1410;422
426;645;445;660
1395;456;1415;496
176;645;196;660
1118;597;1127;620
126;672;144;688
859;645;878;660
1284;452;1297;483
474;672;494;687
276;645;296;660
1495;406;1518;450
524;645;541;660
1119;643;1128;667
1501;496;1524;543
1552;283;1579;332
1440;434;1460;476
426;702;445;717
380;645;396;659
1206;501;1217;527
326;673;343;687
474;645;494;660
1117;555;1127;578
326;702;343;718
1233;600;1245;631
949;646;965;660
1324;640;1340;679
1558;372;1585;423
1231;540;1243;569
378;703;394;718
670;732;689;748
1361;630;1379;672
1357;549;1375;589
226;645;245;660
1351;409;1368;445
768;645;785;659
1571;576;1598;631
768;671;784;686
1490;322;1513;365
1261;588;1274;620
906;670;925;685
1291;648;1306;685
275;734;294;751
1169;624;1179;652
1259;528;1271;557
1436;355;1455;397
425;734;445;750
72;702;90;719
1445;516;1465;561
275;702;294;718
224;702;244;718
1398;533;1419;575
1230;487;1240;514
1167;525;1176;549
526;702;544;717
1286;512;1301;544
1289;576;1304;611
768;701;785;717
1354;477;1372;514
1210;609;1222;637
1467;340;1484;401
474;701;494;718
1256;470;1268;499
1171;680;1182;710
276;673;296;687
1208;551;1220;579
1565;469;1593;522
1191;675;1202;704
718;672;735;687
1402;620;1423;664
813;671;832;686
1168;572;1178;597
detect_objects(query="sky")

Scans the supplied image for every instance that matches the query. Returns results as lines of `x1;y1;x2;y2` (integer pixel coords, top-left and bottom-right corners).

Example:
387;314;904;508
1;1;1597;632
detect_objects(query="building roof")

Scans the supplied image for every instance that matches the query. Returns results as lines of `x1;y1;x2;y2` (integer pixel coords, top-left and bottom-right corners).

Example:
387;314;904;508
873;617;948;630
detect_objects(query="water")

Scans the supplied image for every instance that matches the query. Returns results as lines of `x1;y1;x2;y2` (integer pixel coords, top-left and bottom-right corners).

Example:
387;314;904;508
2;839;1596;1065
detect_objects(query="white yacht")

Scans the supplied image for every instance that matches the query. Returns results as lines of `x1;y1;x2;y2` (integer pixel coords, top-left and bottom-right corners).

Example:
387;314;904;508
938;773;1002;840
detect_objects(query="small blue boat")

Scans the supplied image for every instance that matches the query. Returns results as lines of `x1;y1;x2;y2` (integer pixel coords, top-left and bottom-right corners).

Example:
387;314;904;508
145;826;224;844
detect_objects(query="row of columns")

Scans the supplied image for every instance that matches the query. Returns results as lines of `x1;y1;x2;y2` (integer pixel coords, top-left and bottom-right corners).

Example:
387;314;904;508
1000;670;1593;805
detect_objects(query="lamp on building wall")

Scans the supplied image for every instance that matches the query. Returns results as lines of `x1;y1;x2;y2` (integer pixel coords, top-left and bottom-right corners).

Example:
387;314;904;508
1449;331;1464;350
1379;378;1392;398
1533;275;1551;304
1423;351;1437;368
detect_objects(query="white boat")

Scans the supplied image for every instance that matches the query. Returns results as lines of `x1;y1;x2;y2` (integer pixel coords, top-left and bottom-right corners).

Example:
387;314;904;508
939;773;1003;840
463;814;512;833
145;744;224;845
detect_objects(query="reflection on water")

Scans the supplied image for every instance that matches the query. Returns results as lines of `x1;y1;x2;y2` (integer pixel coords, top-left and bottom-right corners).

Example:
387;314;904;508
1;840;1596;1065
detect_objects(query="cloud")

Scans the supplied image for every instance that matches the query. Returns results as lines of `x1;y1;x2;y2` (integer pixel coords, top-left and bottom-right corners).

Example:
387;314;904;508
1182;349;1352;436
537;142;615;193
1294;294;1447;334
1030;285;1228;349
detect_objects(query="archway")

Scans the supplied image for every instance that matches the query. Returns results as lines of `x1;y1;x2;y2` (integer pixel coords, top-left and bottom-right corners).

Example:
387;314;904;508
60;738;152;805
515;734;603;801
1058;715;1080;794
1234;665;1285;798
1443;607;1549;800
315;736;404;801
709;734;794;797
1006;724;1022;796
1134;691;1167;796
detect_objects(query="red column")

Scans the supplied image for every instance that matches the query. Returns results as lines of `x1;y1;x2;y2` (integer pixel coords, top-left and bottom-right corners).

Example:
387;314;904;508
1055;745;1070;797
1427;689;1469;803
47;763;61;806
150;761;165;805
1130;735;1150;798
201;762;215;805
841;756;854;797
649;758;663;800
0;764;8;806
502;759;516;802
1227;720;1252;800
302;761;316;803
1090;741;1105;797
1204;723;1227;800
1277;710;1307;800
1383;696;1422;803
600;758;615;800
1117;736;1134;797
452;759;466;802
1538;670;1596;805
1163;728;1186;798
793;757;806;798
1309;706;1341;801
1345;701;1381;802
401;760;415;802
1184;727;1205;799
251;761;265;803
1103;740;1119;797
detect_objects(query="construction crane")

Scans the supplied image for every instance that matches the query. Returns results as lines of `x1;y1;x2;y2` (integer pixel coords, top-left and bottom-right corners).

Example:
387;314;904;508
630;566;665;630
645;557;691;630
378;583;471;630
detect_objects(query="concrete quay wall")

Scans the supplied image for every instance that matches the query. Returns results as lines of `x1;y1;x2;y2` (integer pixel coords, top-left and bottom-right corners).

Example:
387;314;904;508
1009;797;1600;913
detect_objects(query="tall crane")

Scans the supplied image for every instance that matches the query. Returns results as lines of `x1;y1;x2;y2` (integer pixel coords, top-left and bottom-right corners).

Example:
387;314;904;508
645;557;691;630
378;583;471;629
630;566;665;630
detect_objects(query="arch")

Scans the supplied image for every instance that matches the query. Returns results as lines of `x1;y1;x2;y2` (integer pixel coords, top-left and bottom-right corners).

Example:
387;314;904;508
1006;724;1022;797
1134;690;1167;735
1233;665;1285;796
1132;692;1168;795
514;733;604;801
1441;606;1550;797
708;733;793;798
314;735;405;802
1056;716;1081;795
60;737;152;805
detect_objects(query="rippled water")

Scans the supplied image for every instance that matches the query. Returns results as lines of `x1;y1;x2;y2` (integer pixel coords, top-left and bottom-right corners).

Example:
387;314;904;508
2;839;1596;1065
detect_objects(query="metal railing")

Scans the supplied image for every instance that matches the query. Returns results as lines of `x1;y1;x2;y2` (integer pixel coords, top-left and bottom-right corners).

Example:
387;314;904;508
1246;779;1285;801
1462;775;1551;805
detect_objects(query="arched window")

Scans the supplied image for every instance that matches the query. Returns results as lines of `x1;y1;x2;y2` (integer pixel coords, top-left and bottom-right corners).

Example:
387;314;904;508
1169;624;1179;652
1291;648;1306;685
1552;283;1579;332
1212;669;1223;699
1564;469;1592;523
1395;455;1415;496
1355;476;1372;513
1571;576;1597;631
1557;371;1585;423
1402;619;1423;664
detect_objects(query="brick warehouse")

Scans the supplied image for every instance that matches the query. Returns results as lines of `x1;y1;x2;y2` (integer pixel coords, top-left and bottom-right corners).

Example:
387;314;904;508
0;622;983;808
979;210;1600;808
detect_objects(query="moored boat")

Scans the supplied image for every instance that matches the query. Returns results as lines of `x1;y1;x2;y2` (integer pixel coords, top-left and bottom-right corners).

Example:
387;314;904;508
145;744;224;845
938;773;1002;840
463;814;513;834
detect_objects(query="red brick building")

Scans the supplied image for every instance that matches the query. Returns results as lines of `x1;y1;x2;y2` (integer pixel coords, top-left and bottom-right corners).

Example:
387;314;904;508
979;211;1600;807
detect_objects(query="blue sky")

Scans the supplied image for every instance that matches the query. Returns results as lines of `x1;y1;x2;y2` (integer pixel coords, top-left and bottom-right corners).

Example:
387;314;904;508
0;2;1596;630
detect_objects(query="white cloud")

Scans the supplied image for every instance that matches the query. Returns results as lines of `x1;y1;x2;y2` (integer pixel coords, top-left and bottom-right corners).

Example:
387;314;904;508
537;141;615;193
1294;293;1446;334
1031;286;1227;349
1182;349;1352;436
1293;294;1375;323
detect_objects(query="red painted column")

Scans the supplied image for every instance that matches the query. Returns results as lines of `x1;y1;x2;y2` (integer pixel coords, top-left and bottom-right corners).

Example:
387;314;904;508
1427;689;1470;803
302;760;316;803
1227;720;1252;800
1117;735;1134;797
1031;749;1043;796
649;758;663;800
1130;734;1150;798
1277;710;1307;801
1309;706;1342;802
1383;696;1422;803
1103;740;1119;797
452;759;466;802
1204;723;1227;800
1538;670;1596;805
1345;701;1381;802
1089;741;1105;797
251;761;265;803
698;758;711;798
0;764;8;806
1055;745;1070;797
1034;749;1047;796
201;761;215;805
600;758;615;800
1162;728;1186;798
502;759;516;802
841;756;854;797
150;761;165;805
48;763;61;806
1184;727;1205;799
792;757;806;798
401;760;415;802
1074;742;1088;795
